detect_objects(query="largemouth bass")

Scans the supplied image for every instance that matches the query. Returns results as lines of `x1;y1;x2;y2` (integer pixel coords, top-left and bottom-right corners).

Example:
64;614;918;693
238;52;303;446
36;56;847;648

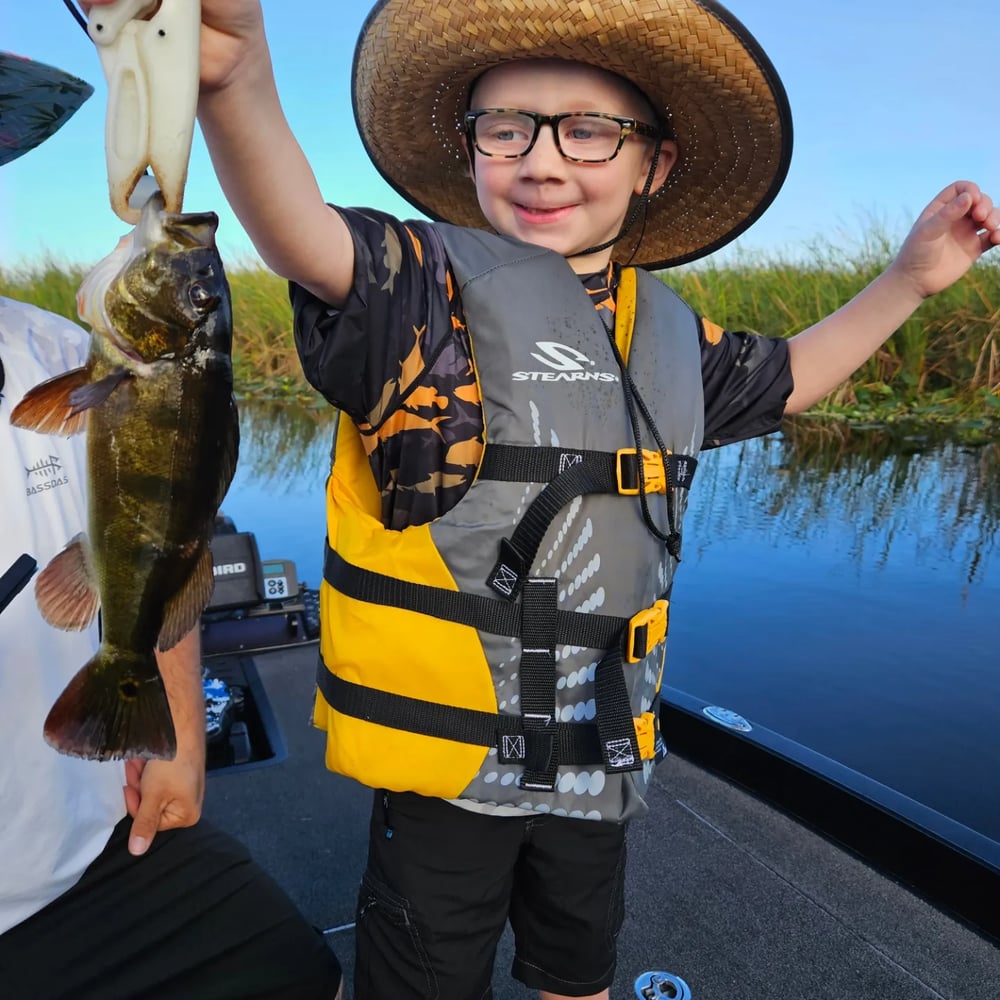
10;192;239;761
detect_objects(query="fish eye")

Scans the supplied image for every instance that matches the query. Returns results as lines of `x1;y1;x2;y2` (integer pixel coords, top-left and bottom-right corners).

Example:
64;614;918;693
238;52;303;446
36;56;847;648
188;282;217;310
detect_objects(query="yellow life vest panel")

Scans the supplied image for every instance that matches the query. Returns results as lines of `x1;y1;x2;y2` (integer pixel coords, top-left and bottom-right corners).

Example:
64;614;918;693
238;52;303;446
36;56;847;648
314;226;703;821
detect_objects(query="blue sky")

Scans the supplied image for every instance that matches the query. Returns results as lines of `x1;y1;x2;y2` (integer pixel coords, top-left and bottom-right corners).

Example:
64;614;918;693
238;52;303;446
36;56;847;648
2;0;997;268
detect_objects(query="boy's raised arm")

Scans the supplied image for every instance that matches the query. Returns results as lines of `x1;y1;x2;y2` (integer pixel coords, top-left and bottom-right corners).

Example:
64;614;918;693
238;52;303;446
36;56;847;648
785;181;999;413
83;0;355;307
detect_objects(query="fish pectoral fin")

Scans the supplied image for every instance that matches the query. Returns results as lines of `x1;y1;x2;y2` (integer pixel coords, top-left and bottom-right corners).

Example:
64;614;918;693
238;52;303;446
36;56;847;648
157;544;215;651
67;368;132;414
44;649;176;761
9;367;93;436
35;534;100;630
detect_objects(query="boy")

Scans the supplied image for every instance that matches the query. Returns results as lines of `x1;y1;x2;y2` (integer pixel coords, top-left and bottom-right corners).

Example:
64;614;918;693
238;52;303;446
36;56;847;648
0;49;343;1000
85;1;998;997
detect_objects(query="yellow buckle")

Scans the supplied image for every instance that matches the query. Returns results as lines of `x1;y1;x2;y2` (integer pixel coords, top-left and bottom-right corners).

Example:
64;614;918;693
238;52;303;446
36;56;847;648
616;448;667;496
633;712;657;761
627;600;669;663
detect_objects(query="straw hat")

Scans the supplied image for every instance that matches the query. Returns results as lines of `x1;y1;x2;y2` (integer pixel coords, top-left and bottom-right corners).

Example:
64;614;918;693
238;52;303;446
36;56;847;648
0;52;93;168
353;0;793;270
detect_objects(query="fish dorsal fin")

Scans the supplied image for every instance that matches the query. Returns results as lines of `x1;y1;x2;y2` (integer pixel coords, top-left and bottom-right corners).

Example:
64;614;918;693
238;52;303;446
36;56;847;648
9;367;94;436
157;543;214;651
35;534;100;630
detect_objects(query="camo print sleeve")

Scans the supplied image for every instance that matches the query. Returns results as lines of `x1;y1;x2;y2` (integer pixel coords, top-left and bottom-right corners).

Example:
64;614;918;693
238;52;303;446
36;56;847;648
698;317;793;449
291;207;483;530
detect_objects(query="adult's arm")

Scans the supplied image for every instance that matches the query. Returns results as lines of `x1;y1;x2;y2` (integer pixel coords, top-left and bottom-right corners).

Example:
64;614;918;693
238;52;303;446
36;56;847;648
123;628;206;856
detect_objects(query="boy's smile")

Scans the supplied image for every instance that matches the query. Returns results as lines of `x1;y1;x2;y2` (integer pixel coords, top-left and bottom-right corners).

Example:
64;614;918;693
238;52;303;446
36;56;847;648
467;60;677;272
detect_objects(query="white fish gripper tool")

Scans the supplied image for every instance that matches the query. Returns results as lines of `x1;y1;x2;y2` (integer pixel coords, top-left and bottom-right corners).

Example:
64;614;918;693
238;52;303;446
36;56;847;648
87;0;201;223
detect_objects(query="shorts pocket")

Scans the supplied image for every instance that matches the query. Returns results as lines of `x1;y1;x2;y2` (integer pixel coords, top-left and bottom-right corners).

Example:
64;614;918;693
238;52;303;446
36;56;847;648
354;869;439;1000
605;836;628;951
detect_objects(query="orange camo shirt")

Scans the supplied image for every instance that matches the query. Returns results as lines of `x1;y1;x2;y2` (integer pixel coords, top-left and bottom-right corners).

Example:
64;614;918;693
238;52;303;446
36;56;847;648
291;208;792;532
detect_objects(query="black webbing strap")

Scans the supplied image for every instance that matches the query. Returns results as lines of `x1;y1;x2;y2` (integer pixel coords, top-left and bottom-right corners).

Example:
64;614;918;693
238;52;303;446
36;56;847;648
479;444;697;493
517;579;559;790
594;639;645;774
478;445;610;483
485;452;618;599
324;544;629;651
482;444;697;600
315;662;606;764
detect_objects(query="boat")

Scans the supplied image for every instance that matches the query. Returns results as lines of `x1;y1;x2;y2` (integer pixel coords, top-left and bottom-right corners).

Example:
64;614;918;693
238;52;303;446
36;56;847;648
199;519;1000;998
200;514;318;773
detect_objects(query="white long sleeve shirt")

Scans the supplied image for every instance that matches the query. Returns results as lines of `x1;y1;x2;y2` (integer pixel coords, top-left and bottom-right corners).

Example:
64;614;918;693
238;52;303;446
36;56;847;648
0;297;125;935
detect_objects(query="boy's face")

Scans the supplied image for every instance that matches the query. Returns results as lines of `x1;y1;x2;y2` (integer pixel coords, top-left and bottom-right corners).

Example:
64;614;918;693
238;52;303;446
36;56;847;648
466;60;677;273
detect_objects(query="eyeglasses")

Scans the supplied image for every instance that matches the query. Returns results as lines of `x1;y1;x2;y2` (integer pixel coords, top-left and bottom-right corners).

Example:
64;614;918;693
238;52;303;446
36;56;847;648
463;109;662;163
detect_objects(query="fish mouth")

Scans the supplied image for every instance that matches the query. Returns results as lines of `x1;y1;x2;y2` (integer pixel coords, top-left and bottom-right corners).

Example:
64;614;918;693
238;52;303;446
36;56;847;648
77;193;221;342
77;232;135;337
106;338;145;366
135;191;219;252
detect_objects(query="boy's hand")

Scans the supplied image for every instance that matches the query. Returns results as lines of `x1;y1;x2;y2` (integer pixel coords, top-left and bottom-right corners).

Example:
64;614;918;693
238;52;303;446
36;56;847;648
79;0;265;93
891;181;1000;300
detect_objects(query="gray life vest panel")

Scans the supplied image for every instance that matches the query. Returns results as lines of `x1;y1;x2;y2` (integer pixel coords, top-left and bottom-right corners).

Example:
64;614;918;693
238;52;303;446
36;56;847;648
317;223;704;822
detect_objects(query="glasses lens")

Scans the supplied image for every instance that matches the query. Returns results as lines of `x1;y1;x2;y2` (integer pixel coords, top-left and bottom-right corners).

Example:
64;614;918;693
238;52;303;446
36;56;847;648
473;112;538;156
557;115;624;161
470;111;633;161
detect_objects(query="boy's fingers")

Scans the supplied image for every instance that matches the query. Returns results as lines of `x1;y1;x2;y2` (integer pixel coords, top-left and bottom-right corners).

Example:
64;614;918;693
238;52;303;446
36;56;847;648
972;196;997;226
945;191;974;217
919;191;973;241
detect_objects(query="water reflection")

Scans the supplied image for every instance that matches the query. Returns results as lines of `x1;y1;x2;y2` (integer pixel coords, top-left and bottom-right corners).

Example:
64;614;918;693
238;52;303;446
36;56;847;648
220;401;337;589
232;403;999;582
235;399;337;490
688;420;999;587
224;403;1000;840
671;420;999;842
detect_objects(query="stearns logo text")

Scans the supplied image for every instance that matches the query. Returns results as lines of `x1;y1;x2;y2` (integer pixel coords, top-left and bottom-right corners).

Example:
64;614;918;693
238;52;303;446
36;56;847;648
512;341;619;382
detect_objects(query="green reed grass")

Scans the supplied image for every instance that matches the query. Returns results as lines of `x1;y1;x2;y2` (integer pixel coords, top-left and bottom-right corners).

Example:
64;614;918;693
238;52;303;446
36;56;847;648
3;230;998;433
224;261;317;400
662;232;1000;430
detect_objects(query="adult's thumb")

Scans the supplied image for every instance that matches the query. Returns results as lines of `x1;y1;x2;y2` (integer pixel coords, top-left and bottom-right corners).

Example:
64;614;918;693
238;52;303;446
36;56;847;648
128;806;162;856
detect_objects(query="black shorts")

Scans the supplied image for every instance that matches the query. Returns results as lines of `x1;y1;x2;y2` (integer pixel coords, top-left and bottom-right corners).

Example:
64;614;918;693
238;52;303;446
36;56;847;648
0;818;342;1000
354;790;628;999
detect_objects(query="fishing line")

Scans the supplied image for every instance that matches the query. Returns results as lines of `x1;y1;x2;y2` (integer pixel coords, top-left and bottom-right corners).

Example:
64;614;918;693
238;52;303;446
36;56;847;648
61;0;90;34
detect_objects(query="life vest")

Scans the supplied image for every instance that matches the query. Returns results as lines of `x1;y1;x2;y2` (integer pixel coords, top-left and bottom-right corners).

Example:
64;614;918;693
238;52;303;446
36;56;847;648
313;224;704;821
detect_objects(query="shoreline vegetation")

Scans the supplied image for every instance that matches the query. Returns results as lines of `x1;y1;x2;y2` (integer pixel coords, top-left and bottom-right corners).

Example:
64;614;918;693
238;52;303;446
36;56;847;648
3;233;998;443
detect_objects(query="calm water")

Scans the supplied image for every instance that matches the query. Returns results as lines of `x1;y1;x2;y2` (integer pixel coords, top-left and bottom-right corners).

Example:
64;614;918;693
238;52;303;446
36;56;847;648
220;402;1000;843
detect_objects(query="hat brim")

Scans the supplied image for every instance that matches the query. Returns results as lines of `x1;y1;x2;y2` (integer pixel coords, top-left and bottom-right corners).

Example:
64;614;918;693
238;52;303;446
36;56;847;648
0;52;94;168
352;0;792;270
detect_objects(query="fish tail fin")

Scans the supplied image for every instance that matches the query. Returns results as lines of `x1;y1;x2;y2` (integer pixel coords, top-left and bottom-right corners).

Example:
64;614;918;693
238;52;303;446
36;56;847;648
44;649;177;761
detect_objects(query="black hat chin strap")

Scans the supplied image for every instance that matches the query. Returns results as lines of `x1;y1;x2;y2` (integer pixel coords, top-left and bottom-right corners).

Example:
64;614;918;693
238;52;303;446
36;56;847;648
573;141;662;262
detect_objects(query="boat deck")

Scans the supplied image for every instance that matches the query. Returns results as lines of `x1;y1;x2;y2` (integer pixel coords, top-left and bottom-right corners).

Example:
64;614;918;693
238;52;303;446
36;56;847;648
201;644;1000;999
